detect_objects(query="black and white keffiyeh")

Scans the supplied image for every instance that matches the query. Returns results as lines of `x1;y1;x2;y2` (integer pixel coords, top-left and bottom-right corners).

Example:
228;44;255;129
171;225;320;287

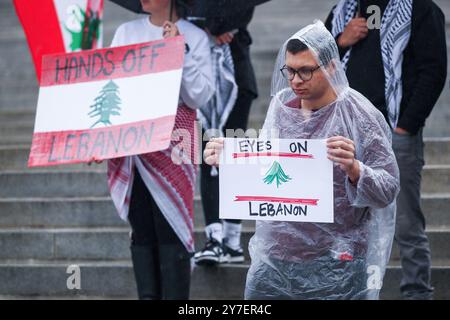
331;0;412;128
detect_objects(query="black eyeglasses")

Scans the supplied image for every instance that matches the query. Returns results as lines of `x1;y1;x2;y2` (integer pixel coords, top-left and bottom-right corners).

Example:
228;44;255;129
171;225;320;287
280;65;321;81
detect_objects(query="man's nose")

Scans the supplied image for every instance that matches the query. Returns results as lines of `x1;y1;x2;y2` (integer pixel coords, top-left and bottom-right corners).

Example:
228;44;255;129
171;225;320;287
292;72;305;84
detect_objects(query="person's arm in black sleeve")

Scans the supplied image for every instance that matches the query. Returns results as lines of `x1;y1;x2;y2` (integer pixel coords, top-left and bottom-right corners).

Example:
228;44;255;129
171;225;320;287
325;5;349;59
324;8;334;31
397;3;448;134
207;7;254;36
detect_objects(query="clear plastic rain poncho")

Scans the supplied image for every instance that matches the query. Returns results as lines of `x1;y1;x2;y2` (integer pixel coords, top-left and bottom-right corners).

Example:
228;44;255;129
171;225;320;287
245;21;400;300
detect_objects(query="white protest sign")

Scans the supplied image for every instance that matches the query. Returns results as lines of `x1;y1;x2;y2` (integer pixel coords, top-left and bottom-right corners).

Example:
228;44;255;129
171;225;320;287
219;138;334;223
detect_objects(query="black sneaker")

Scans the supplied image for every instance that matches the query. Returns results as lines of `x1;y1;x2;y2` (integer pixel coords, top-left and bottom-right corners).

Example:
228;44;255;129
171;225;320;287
194;238;227;266
223;239;245;263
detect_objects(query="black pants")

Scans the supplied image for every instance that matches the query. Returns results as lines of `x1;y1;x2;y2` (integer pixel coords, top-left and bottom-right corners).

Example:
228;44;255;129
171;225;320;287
129;169;183;246
200;89;255;226
128;168;191;299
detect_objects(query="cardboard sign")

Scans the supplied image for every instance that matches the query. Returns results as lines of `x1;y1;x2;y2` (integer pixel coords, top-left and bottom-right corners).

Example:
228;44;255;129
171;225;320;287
28;36;185;167
219;138;334;223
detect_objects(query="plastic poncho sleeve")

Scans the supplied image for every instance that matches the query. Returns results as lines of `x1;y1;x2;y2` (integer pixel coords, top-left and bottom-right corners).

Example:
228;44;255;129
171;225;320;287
345;112;400;209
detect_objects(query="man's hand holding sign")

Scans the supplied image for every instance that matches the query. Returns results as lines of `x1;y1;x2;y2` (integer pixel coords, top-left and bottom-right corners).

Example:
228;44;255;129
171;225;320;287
211;137;348;223
326;136;360;185
206;135;360;223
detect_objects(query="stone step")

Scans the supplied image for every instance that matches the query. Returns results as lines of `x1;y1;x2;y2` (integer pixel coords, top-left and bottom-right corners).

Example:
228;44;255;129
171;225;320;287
0;227;132;261
0;260;137;299
421;165;450;194
0;260;448;299
390;229;450;261
380;264;450;300
0;110;36;124
0;227;449;262
0;123;35;137
1;165;448;198
423;138;450;165
422;193;450;228
0;227;251;261
0;197;123;229
0;196;255;229
0;170;110;198
0;91;38;108
0;137;33;146
0;170;207;198
0;193;448;229
0;98;38;112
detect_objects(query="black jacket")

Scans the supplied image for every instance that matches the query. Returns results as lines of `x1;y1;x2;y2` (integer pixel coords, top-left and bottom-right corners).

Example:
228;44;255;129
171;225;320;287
325;0;447;134
204;7;258;97
229;8;258;97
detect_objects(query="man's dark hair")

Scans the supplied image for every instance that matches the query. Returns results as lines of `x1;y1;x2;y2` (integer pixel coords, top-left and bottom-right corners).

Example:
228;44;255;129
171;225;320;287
286;38;333;67
286;39;309;55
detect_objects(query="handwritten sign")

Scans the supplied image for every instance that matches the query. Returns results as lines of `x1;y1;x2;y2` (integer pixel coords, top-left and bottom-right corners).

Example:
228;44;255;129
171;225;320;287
219;138;334;223
28;36;185;167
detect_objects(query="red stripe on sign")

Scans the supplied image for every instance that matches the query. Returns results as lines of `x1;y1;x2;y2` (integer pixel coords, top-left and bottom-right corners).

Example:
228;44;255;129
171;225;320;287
28;116;176;167
13;0;66;83
234;196;319;206
232;152;314;159
40;36;185;87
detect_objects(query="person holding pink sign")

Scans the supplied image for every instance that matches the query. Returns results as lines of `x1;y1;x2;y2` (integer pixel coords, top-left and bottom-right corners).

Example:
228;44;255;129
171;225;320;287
107;0;213;300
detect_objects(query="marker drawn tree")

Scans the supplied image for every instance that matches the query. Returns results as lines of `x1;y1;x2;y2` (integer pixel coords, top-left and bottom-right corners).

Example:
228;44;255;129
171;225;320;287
263;161;292;188
89;80;121;128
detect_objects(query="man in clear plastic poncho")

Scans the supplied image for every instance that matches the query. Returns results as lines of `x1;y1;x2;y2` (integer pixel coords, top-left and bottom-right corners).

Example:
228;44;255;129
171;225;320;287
203;21;400;299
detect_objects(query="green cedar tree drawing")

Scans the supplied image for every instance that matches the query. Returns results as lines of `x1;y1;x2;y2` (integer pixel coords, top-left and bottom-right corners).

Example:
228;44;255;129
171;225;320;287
263;161;292;188
89;80;121;128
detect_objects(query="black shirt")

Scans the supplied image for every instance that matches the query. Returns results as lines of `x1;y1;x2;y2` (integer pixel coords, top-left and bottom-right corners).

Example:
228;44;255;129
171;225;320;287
325;0;447;134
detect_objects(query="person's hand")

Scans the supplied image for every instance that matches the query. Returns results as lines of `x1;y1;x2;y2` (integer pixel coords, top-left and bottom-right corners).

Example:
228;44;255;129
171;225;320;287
336;16;368;48
327;136;360;184
203;138;224;167
215;32;234;45
162;21;180;38
394;127;410;135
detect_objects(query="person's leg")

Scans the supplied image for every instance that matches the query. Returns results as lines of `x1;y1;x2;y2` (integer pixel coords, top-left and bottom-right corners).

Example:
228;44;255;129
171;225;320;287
223;220;244;262
128;169;161;300
393;129;434;300
150;192;192;300
196;89;255;264
195;135;227;265
200;135;223;234
200;88;254;229
220;89;256;259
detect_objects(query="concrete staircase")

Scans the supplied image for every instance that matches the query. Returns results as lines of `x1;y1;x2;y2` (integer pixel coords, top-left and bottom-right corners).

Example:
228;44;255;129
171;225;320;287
0;0;449;299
